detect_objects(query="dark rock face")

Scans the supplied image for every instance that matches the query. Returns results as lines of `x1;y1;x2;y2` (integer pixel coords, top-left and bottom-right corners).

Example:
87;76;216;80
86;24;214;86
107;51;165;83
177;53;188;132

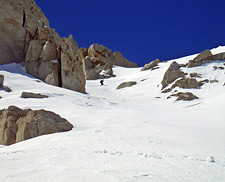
116;81;137;89
0;106;73;146
161;61;185;89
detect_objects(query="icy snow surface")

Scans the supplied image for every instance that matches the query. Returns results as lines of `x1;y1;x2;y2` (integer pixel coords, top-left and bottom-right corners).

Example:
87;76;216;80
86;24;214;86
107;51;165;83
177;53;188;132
0;46;225;182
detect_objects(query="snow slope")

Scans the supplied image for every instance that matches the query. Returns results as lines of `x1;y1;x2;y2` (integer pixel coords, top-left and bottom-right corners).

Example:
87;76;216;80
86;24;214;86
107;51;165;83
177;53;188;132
0;47;225;182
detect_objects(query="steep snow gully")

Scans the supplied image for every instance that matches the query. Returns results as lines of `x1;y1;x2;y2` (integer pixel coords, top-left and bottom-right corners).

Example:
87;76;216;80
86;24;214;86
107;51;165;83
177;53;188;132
0;46;225;182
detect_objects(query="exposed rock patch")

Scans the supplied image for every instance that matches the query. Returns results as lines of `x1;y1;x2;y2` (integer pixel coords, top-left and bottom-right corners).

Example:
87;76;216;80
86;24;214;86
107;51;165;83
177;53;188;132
209;80;219;83
141;59;160;71
0;106;73;145
169;92;199;101
21;92;48;99
117;81;137;89
4;86;12;93
187;49;225;67
171;78;203;89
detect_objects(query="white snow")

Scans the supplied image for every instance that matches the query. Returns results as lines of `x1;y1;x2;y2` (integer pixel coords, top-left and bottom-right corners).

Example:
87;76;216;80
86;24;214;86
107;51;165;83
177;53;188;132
0;46;225;182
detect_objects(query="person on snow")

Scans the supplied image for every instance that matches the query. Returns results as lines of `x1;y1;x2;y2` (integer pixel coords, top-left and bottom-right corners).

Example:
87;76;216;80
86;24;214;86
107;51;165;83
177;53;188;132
100;80;104;86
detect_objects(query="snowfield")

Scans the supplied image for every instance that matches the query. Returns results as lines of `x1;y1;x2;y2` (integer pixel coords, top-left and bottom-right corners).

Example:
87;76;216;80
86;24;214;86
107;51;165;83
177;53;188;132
0;47;225;182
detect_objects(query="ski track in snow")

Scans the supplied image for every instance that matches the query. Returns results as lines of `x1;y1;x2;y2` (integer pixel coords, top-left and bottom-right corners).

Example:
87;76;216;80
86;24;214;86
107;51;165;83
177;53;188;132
0;46;225;182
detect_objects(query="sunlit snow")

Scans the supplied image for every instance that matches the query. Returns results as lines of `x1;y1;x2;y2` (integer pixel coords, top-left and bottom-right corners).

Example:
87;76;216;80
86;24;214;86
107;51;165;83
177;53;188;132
0;47;225;182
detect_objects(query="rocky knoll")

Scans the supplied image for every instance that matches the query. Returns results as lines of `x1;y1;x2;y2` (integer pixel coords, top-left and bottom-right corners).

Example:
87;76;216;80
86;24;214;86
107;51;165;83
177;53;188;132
0;106;73;145
77;44;138;80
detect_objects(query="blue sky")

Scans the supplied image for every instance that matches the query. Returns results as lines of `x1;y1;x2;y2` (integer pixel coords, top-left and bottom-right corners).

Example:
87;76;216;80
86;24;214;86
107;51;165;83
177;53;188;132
35;0;225;66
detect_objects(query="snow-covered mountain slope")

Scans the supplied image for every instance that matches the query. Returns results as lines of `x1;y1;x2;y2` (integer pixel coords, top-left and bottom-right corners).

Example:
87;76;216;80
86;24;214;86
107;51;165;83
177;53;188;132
0;46;225;182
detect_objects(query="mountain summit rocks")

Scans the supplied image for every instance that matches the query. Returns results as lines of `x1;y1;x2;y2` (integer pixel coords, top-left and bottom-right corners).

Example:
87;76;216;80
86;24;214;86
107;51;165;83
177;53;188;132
0;0;137;93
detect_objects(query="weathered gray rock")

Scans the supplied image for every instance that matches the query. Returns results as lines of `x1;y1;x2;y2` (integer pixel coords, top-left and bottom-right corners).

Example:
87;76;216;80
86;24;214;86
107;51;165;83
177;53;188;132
169;92;199;101
25;40;44;61
0;106;73;145
25;60;60;86
117;81;137;89
161;61;185;89
141;59;160;71
0;0;50;65
0;74;4;87
21;92;48;99
60;35;86;93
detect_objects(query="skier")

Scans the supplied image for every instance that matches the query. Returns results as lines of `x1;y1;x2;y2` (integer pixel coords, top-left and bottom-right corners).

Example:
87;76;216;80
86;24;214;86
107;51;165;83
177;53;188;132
100;79;104;86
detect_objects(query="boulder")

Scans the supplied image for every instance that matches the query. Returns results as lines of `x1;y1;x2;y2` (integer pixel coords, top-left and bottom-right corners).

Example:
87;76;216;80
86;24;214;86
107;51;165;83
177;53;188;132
0;106;73;145
193;49;212;62
0;0;50;65
21;92;48;99
60;35;86;93
141;59;160;71
0;74;4;87
169;92;199;101
161;61;185;89
117;81;137;89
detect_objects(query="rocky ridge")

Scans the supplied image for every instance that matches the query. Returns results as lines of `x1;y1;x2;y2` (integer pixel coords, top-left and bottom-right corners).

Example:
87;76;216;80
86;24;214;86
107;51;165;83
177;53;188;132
0;0;137;94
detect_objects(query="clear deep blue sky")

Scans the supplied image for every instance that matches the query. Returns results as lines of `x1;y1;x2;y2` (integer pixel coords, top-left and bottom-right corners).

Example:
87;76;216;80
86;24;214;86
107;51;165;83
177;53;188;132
35;0;225;66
